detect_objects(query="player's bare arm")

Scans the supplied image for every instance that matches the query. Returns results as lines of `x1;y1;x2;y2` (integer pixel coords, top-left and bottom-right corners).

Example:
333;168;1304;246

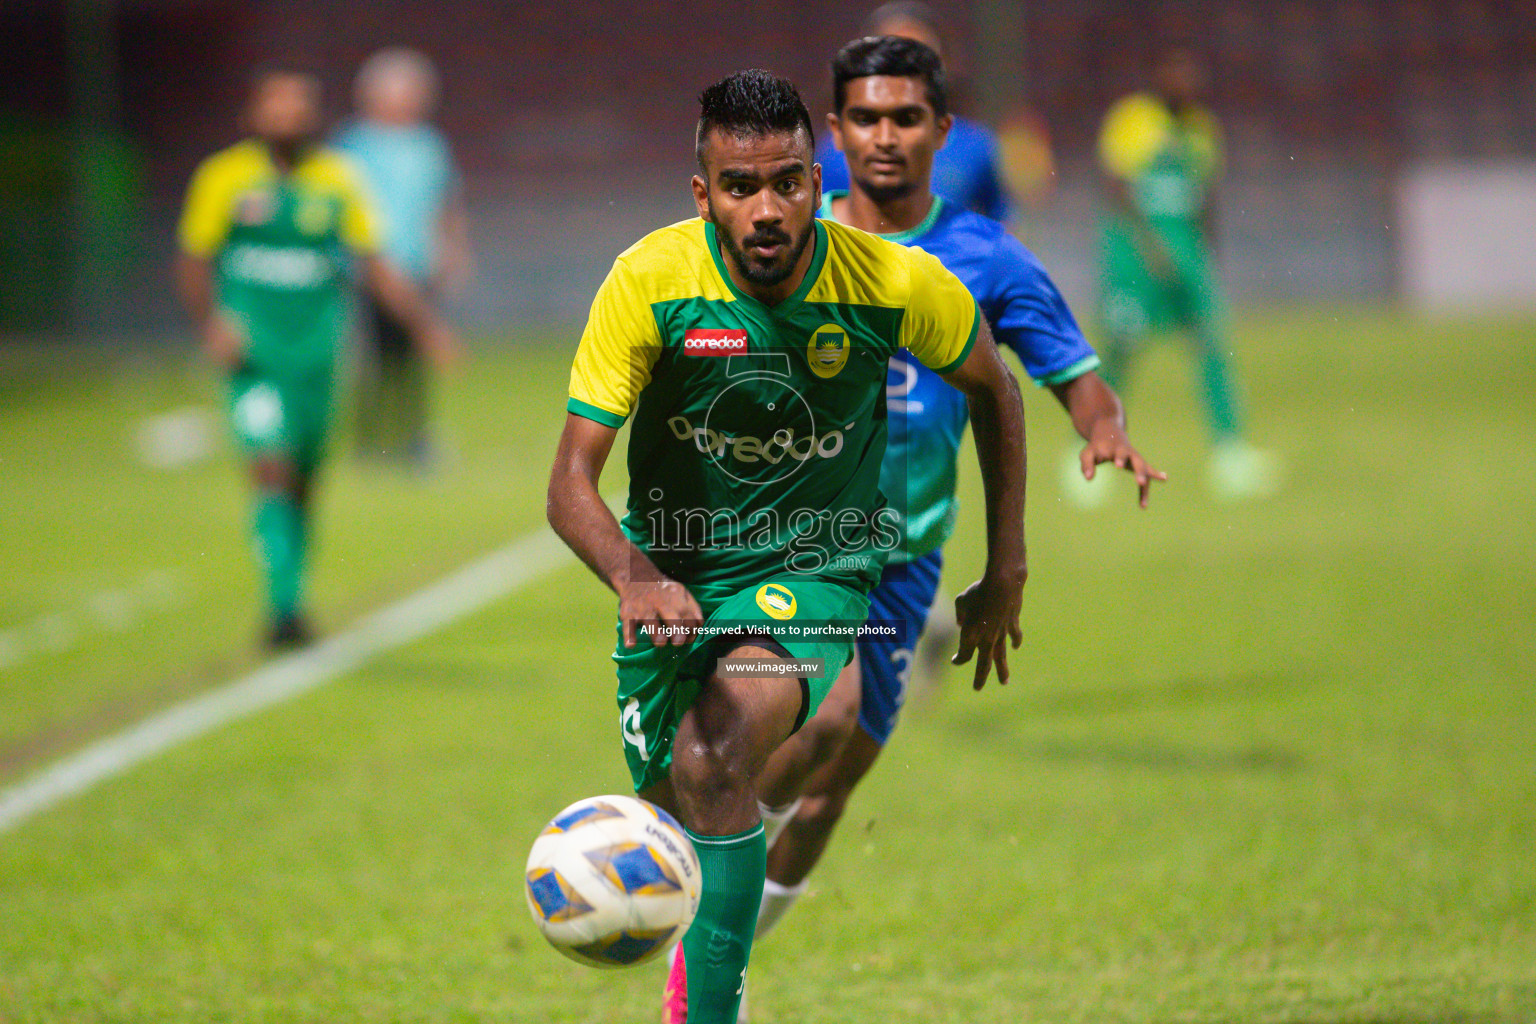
936;317;1027;690
1049;370;1166;508
434;186;476;296
546;412;703;649
360;254;461;368
173;253;246;369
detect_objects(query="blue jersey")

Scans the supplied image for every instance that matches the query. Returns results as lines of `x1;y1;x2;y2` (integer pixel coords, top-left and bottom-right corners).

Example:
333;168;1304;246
816;115;1011;223
818;191;1098;562
332;120;458;282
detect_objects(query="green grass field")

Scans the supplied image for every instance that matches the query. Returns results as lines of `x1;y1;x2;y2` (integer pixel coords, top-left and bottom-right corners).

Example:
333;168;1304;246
1;306;1533;1022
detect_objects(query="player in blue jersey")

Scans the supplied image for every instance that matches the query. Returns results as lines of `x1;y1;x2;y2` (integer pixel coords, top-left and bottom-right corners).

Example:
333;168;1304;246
814;2;1011;222
716;38;1165;1014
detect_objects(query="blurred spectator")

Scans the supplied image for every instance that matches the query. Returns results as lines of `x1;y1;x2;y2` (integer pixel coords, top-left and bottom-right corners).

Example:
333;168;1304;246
334;47;472;469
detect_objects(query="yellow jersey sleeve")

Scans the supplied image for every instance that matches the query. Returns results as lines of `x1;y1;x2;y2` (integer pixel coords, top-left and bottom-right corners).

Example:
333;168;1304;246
334;163;383;254
899;244;981;375
177;154;239;258
568;256;664;427
1098;93;1171;181
305;152;383;254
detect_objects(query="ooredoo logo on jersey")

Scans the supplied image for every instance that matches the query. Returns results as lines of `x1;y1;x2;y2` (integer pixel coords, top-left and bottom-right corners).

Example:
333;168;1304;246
683;329;748;357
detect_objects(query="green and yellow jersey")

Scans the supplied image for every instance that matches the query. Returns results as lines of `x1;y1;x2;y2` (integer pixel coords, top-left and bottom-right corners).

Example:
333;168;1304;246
178;139;381;376
569;217;980;592
1099;92;1223;232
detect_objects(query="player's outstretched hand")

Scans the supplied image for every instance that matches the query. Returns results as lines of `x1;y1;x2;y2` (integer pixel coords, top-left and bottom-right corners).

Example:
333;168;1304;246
203;315;246;370
419;320;463;372
619;577;704;650
951;568;1026;691
1080;428;1167;509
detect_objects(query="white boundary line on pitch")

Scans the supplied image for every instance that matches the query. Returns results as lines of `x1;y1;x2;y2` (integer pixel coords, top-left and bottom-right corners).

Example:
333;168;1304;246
0;523;580;836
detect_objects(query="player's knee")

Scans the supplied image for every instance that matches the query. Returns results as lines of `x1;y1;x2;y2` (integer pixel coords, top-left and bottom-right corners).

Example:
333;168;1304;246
670;739;751;807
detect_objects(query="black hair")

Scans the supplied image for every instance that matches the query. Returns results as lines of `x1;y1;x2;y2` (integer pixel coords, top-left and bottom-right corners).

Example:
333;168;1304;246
831;35;948;118
695;69;815;170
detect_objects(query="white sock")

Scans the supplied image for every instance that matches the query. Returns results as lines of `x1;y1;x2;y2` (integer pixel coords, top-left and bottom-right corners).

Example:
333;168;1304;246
754;877;808;940
757;797;802;851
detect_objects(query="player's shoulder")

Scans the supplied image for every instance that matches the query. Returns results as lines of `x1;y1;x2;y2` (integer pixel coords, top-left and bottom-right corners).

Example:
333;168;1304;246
607;218;718;301
1184;103;1224;137
299;145;370;190
937;203;1010;246
190;138;267;181
1102;92;1170;133
615;218;709;271
816;218;968;309
822;218;918;280
1106;91;1163;118
938;206;1051;287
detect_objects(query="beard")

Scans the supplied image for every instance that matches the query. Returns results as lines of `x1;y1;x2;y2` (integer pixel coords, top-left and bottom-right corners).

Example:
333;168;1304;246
709;198;815;288
856;176;918;203
265;130;318;166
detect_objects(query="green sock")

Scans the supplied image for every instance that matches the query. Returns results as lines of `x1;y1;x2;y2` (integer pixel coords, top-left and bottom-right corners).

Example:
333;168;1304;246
253;492;304;620
683;824;766;1024
1194;323;1241;441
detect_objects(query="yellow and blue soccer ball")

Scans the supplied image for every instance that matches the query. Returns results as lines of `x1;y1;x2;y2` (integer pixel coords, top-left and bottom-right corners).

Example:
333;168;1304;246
524;795;702;968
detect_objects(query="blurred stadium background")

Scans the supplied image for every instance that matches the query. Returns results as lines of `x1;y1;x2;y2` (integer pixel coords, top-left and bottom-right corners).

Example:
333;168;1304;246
3;2;1535;1022
7;0;1536;334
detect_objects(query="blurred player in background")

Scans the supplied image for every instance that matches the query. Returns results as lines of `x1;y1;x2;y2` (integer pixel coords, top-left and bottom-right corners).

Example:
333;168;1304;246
728;39;1162;1020
1094;45;1281;502
815;1;1012;222
175;66;457;648
335;47;472;470
545;70;1026;1024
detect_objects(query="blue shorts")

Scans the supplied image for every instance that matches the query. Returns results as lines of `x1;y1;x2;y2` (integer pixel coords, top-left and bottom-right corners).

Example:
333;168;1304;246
856;549;943;744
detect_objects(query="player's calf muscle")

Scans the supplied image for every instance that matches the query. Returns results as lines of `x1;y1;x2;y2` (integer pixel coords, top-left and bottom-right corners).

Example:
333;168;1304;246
756;667;859;807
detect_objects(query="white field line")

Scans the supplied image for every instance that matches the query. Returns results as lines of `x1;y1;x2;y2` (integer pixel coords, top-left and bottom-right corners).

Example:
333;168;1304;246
0;524;577;836
0;570;190;673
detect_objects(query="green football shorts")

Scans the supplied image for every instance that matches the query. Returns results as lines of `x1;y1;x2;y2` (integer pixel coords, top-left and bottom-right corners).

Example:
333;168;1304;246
614;574;872;793
1099;216;1224;336
226;366;335;470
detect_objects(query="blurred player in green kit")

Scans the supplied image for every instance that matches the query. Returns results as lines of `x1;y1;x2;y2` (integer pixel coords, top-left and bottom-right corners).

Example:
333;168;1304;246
1093;46;1280;503
175;66;458;647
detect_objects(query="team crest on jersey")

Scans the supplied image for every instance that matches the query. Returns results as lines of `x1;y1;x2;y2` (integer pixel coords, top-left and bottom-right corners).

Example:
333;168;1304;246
295;197;333;236
755;583;797;620
683;329;748;357
234;190;274;226
807;325;848;379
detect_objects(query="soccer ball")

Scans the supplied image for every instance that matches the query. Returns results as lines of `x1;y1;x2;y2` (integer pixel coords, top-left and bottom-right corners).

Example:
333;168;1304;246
524;795;702;968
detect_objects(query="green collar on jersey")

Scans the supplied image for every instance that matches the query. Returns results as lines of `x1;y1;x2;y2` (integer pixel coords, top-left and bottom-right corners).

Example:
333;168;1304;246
705;217;829;312
818;189;945;244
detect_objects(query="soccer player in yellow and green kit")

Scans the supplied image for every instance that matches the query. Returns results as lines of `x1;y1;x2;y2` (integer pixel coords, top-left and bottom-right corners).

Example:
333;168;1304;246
176;66;457;647
546;71;1027;1023
1096;46;1280;501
